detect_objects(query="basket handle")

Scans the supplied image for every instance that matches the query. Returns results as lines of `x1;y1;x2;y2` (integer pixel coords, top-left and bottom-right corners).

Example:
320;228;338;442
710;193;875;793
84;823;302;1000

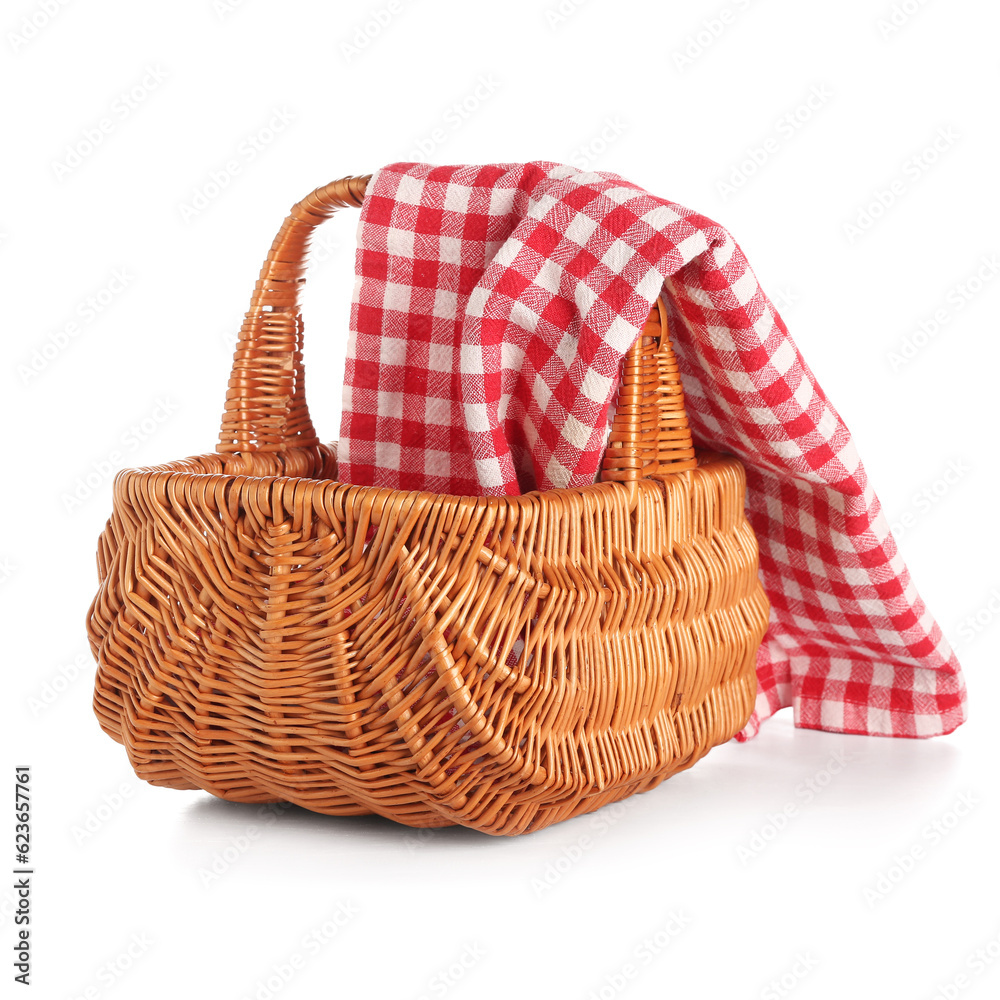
218;174;370;454
217;175;697;482
599;295;697;484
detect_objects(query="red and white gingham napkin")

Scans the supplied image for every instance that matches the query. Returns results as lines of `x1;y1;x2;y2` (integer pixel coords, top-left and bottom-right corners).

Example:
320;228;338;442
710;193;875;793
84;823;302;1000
338;161;967;741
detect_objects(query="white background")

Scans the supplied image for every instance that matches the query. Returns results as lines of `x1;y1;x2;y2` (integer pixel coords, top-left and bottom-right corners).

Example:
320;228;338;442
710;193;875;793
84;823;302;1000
4;1;1000;997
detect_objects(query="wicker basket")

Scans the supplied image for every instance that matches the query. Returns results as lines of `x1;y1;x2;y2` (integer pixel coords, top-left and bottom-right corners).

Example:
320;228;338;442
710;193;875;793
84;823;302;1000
87;175;770;836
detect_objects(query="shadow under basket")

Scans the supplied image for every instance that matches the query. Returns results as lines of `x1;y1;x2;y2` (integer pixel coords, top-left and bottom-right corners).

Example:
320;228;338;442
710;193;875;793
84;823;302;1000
87;174;770;836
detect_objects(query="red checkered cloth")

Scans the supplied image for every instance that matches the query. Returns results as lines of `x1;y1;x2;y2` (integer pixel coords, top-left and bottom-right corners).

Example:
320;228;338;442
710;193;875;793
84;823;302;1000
338;161;967;741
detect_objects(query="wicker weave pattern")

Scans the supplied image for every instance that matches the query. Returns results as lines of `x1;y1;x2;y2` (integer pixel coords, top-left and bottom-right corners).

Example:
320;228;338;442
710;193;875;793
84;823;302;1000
88;176;769;835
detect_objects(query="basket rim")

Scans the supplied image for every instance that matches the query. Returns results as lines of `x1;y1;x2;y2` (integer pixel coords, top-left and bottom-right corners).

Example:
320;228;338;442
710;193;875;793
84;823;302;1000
111;446;733;508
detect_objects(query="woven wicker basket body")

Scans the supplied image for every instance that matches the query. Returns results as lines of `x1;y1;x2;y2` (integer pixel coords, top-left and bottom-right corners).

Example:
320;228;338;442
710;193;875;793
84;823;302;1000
88;176;770;836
